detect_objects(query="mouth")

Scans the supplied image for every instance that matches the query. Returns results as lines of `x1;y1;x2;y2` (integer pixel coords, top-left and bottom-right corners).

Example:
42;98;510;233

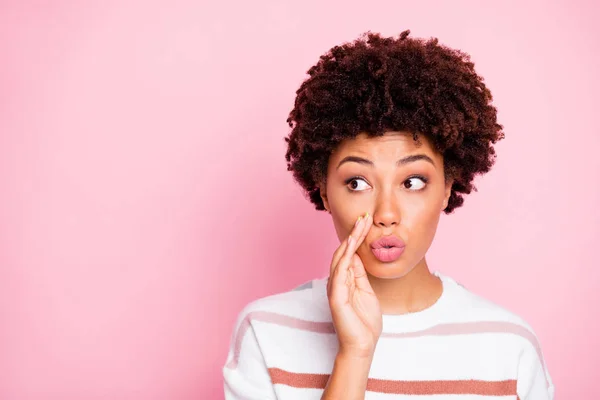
370;235;406;263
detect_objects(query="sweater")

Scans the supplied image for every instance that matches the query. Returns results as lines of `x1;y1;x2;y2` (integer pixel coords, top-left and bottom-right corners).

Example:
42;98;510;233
223;272;554;399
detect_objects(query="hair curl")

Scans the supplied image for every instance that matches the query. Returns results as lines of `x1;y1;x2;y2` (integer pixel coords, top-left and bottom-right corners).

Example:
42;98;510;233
284;30;504;213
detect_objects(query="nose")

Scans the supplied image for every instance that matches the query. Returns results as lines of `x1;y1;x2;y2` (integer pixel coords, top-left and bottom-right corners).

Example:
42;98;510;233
373;190;400;228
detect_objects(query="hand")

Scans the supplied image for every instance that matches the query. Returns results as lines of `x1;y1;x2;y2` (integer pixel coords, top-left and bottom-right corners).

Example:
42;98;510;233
326;213;382;359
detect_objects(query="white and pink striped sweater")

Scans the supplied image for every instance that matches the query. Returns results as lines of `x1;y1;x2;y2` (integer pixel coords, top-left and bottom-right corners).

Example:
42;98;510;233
223;272;554;399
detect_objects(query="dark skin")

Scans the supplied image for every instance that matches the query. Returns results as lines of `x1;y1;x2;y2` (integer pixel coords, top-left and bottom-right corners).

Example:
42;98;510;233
321;130;453;357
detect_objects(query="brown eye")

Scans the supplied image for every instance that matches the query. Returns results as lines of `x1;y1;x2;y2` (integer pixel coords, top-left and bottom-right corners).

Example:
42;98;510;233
404;177;427;191
347;178;370;191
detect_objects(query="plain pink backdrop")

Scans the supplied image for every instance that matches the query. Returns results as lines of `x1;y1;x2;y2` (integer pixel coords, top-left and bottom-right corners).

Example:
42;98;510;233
1;1;598;398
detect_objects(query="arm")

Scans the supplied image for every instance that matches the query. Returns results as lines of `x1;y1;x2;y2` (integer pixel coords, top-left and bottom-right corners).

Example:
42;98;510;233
223;310;277;400
321;351;374;400
322;213;381;400
516;341;555;400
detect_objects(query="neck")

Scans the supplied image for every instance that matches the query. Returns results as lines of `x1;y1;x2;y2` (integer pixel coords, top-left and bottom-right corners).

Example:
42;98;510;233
367;258;442;315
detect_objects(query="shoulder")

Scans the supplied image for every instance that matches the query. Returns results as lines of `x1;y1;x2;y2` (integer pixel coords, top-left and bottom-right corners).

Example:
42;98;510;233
442;273;539;331
223;281;330;398
224;276;333;370
441;273;554;392
440;273;547;359
230;276;331;335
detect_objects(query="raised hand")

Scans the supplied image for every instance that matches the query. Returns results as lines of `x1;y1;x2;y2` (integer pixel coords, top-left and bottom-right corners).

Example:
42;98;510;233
326;212;382;358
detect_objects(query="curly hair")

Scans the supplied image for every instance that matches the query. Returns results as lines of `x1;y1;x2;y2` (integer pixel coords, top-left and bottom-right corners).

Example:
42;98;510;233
284;30;504;213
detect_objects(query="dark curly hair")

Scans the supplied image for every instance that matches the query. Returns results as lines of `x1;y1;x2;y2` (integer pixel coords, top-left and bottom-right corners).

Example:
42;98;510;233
284;30;504;213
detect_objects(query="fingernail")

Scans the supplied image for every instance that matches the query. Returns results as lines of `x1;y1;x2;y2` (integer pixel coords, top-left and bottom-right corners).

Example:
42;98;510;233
355;216;362;226
364;212;369;218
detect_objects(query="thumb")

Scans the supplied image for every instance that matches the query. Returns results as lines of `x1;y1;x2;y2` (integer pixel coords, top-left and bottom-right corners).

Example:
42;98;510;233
351;254;374;293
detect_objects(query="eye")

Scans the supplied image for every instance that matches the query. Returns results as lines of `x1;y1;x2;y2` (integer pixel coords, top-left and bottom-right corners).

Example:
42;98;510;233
403;176;428;191
346;177;371;192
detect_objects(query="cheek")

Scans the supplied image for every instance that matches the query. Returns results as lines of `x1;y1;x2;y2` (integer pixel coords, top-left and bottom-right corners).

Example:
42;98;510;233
330;201;369;242
402;198;442;242
331;208;360;242
328;188;369;241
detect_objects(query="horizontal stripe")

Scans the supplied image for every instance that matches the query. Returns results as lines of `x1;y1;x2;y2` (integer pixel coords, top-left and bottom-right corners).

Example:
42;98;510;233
269;368;329;389
381;320;545;371
226;311;334;369
269;368;517;395
227;310;549;389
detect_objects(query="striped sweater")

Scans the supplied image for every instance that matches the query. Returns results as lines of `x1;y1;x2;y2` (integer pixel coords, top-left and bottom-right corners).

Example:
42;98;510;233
223;272;554;399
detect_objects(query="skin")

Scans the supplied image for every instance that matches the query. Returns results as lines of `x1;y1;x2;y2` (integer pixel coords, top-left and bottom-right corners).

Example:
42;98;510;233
320;130;454;399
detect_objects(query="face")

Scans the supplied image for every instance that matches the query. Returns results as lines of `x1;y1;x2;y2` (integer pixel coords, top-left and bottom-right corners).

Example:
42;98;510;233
320;131;453;279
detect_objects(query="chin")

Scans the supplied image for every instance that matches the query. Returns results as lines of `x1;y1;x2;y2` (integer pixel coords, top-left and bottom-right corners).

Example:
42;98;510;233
364;260;415;280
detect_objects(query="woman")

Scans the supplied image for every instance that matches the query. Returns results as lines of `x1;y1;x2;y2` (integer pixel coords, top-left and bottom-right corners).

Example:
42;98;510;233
223;30;554;399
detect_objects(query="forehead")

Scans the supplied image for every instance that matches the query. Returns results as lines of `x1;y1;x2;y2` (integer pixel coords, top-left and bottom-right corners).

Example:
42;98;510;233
331;131;438;161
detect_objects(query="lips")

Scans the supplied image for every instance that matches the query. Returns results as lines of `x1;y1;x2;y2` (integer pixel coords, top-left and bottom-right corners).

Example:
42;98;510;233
370;235;405;263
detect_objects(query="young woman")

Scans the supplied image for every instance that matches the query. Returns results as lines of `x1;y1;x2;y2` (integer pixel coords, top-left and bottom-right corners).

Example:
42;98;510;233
223;30;554;400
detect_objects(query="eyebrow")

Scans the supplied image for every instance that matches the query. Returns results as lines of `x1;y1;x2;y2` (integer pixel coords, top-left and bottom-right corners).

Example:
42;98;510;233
336;154;436;170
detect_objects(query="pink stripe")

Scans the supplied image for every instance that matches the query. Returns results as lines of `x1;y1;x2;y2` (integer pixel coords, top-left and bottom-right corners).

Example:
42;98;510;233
381;320;549;388
382;321;544;364
225;311;334;369
269;367;518;395
251;311;337;334
225;315;251;369
226;311;549;389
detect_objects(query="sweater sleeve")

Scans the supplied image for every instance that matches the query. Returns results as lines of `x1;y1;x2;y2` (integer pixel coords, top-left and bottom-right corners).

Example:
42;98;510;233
516;337;555;400
223;307;277;400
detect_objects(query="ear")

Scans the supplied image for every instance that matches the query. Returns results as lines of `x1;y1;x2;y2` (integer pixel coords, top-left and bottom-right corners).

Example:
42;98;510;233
320;184;331;213
442;178;454;211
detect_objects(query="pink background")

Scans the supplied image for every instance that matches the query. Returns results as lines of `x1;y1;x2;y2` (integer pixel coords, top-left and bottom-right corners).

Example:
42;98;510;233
1;1;598;398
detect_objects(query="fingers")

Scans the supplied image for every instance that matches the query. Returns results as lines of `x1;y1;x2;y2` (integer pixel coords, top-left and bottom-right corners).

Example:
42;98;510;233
332;213;372;286
349;216;374;292
354;213;373;250
329;213;367;276
328;239;348;295
351;254;373;292
328;213;364;294
335;213;371;265
330;238;348;276
342;212;372;264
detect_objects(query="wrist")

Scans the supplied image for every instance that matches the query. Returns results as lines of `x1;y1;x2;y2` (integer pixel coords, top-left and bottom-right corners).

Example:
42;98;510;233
323;347;375;399
338;346;376;361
